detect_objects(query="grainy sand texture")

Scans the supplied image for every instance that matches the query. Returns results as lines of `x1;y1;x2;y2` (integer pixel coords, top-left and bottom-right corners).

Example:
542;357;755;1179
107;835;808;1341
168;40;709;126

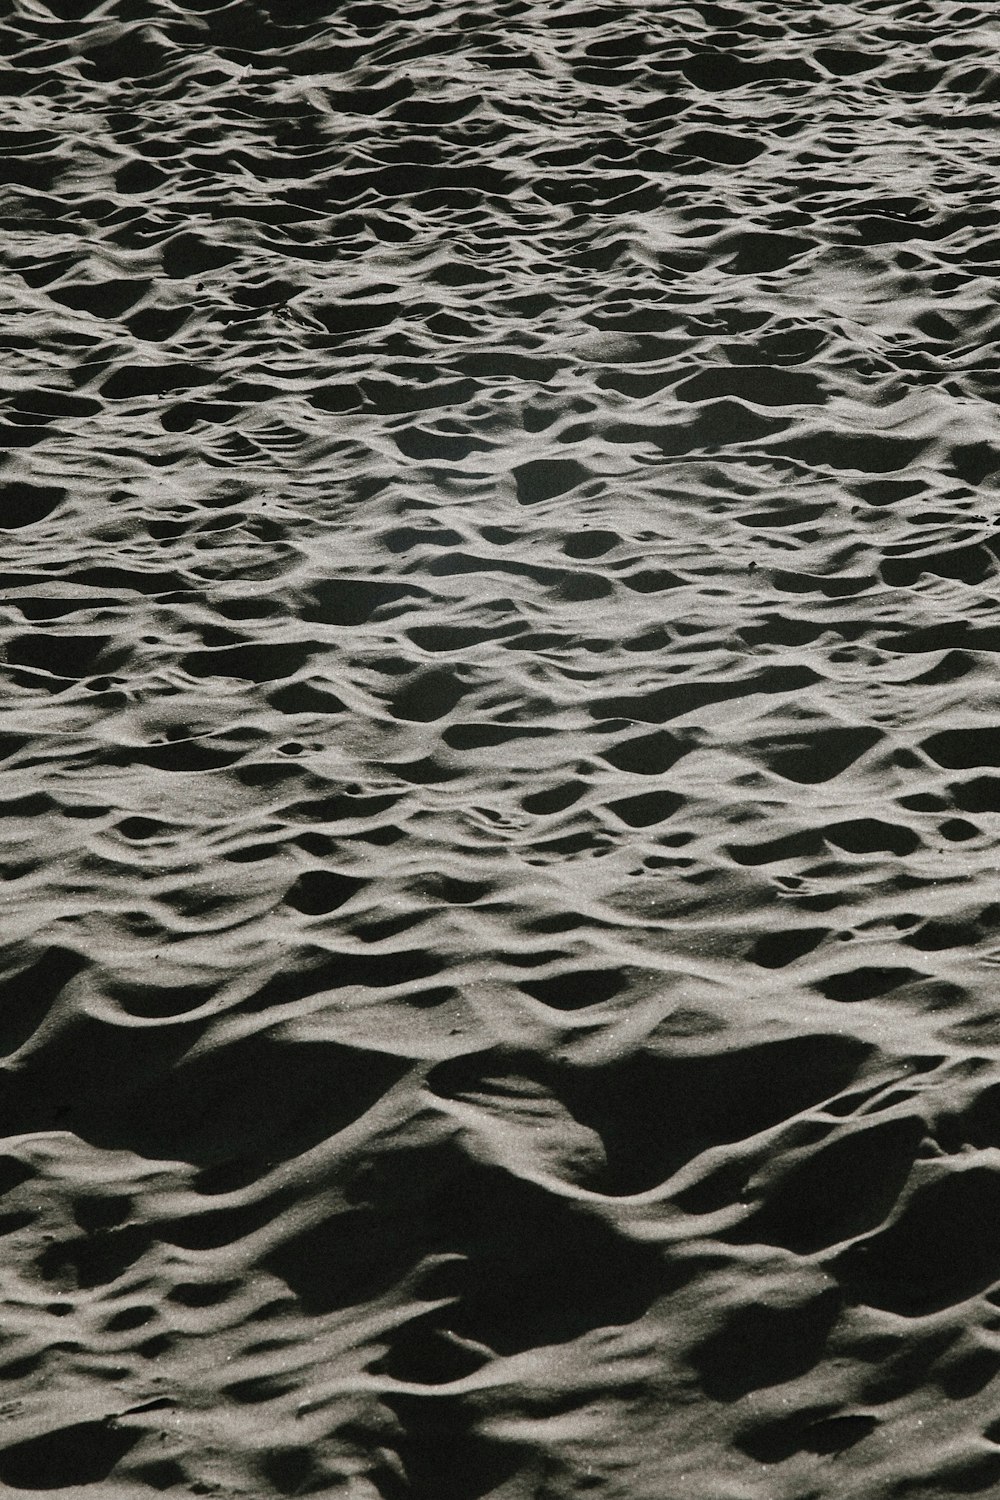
3;1;1000;1497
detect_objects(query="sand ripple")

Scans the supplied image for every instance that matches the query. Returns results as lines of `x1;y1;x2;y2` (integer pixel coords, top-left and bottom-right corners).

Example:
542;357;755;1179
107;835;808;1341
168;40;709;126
2;2;1000;1496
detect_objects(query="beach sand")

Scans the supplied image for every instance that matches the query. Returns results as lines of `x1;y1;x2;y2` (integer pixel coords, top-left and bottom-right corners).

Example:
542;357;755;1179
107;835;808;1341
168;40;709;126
2;2;1000;1496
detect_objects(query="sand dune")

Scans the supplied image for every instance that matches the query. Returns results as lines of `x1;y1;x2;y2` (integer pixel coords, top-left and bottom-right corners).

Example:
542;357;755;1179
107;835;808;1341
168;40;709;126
3;0;1000;1495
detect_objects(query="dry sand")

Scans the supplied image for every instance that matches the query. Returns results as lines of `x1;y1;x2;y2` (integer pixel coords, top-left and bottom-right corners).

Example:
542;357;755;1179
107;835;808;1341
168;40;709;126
2;0;1000;1496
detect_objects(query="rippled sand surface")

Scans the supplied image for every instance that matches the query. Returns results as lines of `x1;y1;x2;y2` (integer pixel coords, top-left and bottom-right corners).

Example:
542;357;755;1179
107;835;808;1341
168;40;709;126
5;1;1000;1495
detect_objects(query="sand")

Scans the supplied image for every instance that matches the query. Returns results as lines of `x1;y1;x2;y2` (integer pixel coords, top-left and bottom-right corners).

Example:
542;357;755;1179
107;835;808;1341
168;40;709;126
2;0;1000;1496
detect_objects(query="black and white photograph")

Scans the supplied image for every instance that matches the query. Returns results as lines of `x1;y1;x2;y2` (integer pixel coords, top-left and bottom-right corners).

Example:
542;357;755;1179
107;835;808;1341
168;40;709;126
0;1;998;1496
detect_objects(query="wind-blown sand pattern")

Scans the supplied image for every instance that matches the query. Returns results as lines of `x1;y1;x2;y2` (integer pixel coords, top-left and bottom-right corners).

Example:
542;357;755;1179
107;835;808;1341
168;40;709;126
4;0;1000;1495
